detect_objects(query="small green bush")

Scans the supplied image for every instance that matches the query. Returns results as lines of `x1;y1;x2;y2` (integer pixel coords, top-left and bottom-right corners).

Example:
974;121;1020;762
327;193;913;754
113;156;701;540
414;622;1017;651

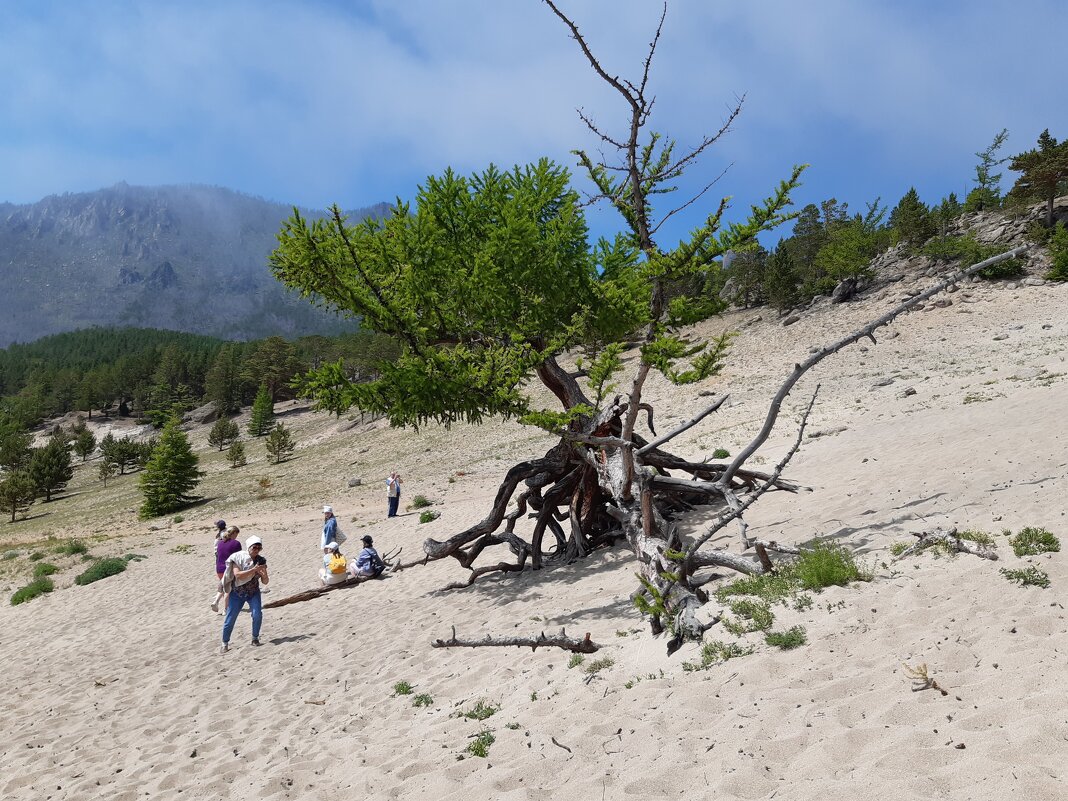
765;626;808;650
794;542;870;590
409;495;433;509
55;539;89;556
419;510;440;524
28;551;45;561
32;562;58;578
10;577;54;605
723;598;775;636
682;640;753;671
958;529;997;548
465;729;495;758
392;680;413;696
567;653;585;669
74;557;128;585
1044;222;1068;281
584;656;615;676
1000;566;1050;588
172;515;184;524
412;693;433;707
460;700;499;721
711;447;730;459
1;550;18;561
1008;527;1060;557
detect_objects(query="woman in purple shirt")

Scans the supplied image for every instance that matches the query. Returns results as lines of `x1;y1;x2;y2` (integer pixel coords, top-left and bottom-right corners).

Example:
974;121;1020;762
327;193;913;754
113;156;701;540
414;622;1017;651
211;525;242;612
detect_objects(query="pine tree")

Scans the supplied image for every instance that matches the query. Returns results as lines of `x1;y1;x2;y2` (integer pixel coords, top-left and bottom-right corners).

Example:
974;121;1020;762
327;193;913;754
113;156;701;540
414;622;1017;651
226;440;247;468
73;427;97;461
27;435;74;502
208;417;240;451
965;129;1009;213
890;187;936;249
0;470;36;522
1009;129;1068;227
0;422;32;472
99;460;117;487
205;344;245;415
265;423;295;464
138;417;202;519
247;385;274;437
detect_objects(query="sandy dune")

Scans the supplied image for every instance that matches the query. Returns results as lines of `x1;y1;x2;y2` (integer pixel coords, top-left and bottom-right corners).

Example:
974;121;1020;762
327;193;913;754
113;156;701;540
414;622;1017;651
1;267;1065;800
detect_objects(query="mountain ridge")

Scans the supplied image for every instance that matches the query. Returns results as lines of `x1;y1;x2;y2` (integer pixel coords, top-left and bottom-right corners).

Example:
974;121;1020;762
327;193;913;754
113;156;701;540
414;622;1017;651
0;183;388;346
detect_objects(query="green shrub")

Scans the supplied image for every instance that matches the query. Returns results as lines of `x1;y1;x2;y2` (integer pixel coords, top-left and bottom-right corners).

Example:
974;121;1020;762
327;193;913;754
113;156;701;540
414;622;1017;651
1008;527;1060;557
460;700;499;721
958;529;997;548
172;515;184;524
10;577;54;605
723;598;774;636
28;551;45;561
1044;222;1068;281
74;557;128;585
409;495;433;509
682;640;753;671
32;562;58;578
921;234;1025;279
1000;566;1050;588
765;626;808;650
392;680;413;696
465;729;495;758
712;448;730;459
412;693;433;707
794;542;870;590
584;656;615;676
419;510;440;524
567;653;585;669
2;550;18;560
55;539;88;556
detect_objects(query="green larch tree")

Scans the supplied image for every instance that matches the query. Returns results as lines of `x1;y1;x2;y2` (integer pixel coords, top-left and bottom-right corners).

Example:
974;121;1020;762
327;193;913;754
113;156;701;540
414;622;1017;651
138;418;202;519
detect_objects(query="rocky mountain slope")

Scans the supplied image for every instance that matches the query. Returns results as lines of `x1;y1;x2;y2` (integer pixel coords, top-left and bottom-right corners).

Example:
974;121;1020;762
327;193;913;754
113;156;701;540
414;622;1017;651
0;184;388;346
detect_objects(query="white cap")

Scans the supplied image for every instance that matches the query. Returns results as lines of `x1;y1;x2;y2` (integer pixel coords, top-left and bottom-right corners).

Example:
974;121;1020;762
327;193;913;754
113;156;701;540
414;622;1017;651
323;505;333;514
323;541;339;551
245;536;263;549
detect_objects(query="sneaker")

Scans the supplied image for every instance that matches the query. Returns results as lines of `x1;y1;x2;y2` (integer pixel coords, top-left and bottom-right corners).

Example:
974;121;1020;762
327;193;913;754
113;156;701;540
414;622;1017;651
251;638;261;647
220;643;229;654
210;600;219;613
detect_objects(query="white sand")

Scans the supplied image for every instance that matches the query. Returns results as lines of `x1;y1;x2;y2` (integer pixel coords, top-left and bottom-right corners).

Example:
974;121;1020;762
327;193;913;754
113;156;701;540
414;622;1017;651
1;272;1066;800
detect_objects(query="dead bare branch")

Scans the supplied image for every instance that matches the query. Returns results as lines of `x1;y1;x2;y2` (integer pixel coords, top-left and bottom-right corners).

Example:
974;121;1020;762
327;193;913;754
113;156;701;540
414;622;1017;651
893;527;999;561
431;625;602;654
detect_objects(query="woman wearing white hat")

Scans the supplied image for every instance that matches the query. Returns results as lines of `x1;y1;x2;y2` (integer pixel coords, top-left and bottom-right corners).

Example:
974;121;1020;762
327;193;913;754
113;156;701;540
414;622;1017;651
321;505;339;549
220;536;269;653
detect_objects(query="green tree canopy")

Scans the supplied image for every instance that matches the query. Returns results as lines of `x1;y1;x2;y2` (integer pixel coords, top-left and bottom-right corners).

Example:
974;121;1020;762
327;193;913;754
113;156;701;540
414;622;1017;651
138;418;201;519
1009;129;1068;226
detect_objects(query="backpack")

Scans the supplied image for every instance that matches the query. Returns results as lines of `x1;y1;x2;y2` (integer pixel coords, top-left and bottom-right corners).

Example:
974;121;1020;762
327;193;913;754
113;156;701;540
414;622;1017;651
329;553;348;574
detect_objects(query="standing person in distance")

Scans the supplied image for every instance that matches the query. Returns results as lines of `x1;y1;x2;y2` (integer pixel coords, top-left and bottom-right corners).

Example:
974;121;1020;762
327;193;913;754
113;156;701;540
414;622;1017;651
386;472;402;518
211;523;242;612
220;536;269;653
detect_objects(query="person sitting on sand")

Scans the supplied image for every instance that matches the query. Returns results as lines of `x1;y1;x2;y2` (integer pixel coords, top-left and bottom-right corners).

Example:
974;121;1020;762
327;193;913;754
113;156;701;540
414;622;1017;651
211;524;242;613
319;541;349;586
220;536;269;653
350;535;386;578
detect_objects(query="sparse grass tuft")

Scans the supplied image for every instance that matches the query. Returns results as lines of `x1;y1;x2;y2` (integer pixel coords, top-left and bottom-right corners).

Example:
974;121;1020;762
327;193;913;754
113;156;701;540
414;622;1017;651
460;700;499;720
464;729;495;758
765;626;807;650
958;529;997;548
409;495;433;509
412;693;433;707
794;542;871;589
504;722;521;730
419;510;440;524
567;653;585;669
55;539;89;556
1008;527;1060;557
723;598;775;636
10;577;54;605
32;562;58;578
889;541;909;557
74;557;127;585
392;680;414;696
584;656;615;676
1000;566;1050;588
682;640;753;672
28;551;45;561
170;544;195;555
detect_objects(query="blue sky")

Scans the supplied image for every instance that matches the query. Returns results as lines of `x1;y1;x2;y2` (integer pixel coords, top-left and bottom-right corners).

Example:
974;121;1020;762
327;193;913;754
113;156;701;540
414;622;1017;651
1;0;1065;244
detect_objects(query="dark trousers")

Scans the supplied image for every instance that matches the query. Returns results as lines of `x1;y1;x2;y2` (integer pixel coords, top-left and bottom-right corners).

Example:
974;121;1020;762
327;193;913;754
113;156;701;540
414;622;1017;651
388;494;399;517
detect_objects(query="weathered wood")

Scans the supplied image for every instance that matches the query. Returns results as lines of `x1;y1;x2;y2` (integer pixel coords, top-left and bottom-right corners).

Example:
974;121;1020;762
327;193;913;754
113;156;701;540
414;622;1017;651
893;527;999;561
262;575;374;609
431;625;601;654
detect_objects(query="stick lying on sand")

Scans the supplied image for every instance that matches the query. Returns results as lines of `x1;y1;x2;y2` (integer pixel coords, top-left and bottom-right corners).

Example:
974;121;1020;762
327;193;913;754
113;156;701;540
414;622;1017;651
432;625;602;653
263;547;402;609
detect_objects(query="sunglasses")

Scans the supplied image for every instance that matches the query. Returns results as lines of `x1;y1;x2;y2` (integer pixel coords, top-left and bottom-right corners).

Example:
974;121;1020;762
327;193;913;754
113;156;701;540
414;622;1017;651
249;544;263;550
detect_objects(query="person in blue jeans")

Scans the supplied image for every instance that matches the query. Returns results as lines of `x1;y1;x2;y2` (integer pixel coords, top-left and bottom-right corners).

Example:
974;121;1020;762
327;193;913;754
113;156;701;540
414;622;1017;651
386;472;402;518
220;536;269;653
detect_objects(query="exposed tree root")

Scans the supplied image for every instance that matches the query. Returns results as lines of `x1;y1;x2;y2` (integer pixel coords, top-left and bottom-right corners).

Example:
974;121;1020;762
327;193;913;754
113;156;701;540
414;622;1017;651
431;625;601;654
